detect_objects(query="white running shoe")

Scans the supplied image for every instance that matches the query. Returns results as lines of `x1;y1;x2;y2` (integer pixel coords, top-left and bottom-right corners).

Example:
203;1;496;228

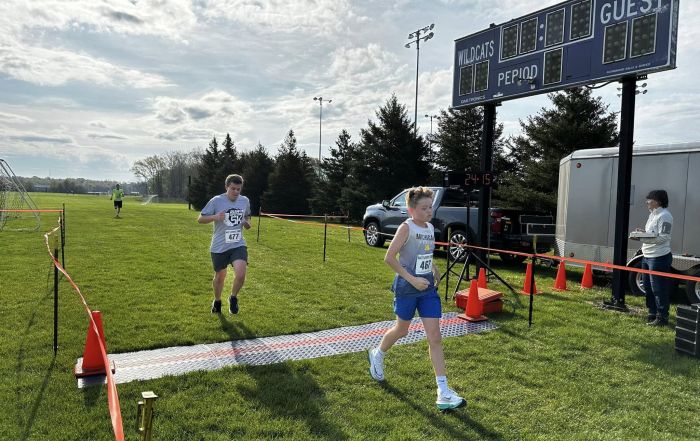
436;388;465;410
367;348;384;381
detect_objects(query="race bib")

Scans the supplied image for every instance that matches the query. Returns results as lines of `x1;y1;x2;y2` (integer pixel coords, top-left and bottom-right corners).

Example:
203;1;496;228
225;229;242;243
415;253;433;275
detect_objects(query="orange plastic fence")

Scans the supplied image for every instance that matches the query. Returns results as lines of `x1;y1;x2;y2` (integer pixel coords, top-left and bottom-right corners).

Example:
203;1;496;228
43;218;124;441
260;212;700;284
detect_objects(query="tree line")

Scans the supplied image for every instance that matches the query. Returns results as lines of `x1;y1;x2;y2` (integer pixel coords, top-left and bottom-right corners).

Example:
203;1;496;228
133;88;618;219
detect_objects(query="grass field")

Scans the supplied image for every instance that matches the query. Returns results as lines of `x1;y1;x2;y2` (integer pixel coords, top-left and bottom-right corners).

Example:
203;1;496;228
1;193;699;441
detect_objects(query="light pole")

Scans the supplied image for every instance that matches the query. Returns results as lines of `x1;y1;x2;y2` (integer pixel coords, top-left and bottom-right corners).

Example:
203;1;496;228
405;24;434;134
425;113;439;163
424;113;439;137
313;96;332;161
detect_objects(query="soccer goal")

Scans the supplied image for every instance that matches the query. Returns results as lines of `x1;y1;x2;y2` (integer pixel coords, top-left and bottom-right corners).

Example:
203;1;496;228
0;158;41;231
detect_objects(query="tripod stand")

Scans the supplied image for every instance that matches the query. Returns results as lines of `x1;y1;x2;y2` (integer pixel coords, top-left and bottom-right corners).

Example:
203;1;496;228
444;244;517;299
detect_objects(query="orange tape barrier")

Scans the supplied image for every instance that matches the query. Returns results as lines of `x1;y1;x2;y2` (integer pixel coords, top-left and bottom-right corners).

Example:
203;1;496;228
260;212;346;219
260;211;700;285
44;222;124;441
0;209;64;213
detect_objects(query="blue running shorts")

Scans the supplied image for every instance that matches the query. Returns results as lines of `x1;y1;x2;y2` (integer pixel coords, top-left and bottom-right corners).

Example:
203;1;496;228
393;289;442;321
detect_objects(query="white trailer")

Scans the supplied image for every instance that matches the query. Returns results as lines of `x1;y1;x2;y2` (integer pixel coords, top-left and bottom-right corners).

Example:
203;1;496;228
556;142;700;303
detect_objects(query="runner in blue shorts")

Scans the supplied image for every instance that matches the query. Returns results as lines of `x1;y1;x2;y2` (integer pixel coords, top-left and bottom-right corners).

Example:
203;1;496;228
367;186;465;411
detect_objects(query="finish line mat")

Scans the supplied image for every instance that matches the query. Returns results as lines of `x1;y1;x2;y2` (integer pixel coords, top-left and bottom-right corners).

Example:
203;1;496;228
76;312;497;388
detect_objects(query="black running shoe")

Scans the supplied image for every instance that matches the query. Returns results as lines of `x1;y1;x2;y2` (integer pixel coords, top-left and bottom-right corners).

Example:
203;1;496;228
229;295;239;314
211;299;222;314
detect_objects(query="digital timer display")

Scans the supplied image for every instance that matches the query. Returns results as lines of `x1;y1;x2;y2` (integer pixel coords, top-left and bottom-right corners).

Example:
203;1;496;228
603;21;628;64
520;18;538;54
570;0;592;40
545;9;565;47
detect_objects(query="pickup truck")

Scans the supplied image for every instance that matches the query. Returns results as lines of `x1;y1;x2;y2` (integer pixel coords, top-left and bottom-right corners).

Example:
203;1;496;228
362;186;554;264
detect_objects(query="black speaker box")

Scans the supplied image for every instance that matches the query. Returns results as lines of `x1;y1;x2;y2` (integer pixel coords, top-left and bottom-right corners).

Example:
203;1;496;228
674;304;700;358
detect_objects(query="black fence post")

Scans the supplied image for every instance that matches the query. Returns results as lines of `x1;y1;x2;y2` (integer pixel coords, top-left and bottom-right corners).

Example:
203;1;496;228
53;247;59;354
323;214;328;262
528;255;536;328
60;204;66;270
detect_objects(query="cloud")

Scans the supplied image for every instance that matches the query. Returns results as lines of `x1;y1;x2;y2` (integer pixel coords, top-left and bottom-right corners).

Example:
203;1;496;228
87;133;128;140
152;90;253;125
0;0;198;41
89;120;108;128
0;130;128;166
0;111;33;124
6;134;74;144
0;37;173;88
200;0;367;35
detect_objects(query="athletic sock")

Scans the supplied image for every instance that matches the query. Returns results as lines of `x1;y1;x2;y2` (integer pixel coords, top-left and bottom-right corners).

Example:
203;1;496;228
436;376;449;395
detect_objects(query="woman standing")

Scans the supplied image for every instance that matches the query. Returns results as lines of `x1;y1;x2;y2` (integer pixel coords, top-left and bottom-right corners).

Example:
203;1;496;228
634;190;673;326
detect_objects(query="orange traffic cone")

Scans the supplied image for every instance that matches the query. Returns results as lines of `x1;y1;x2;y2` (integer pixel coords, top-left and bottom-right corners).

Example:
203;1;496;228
553;262;567;291
74;311;114;377
581;263;594;289
458;279;487;322
521;262;538;295
477;267;488;289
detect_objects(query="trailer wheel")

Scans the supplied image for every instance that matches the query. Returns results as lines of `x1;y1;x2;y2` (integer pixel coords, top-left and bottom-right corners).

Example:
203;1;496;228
685;266;700;304
627;255;646;296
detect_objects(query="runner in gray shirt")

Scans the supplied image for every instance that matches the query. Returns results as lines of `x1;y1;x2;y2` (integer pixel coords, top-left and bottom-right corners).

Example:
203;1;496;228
198;174;252;314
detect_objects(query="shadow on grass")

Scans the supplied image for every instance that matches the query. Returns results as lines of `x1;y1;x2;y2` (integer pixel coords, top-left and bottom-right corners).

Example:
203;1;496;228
381;382;504;441
633;337;699;376
223;320;348;440
217;313;258;340
18;355;56;441
16;266;57;441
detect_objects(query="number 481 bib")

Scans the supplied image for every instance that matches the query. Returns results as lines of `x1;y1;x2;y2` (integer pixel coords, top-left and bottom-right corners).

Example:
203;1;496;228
415;253;433;275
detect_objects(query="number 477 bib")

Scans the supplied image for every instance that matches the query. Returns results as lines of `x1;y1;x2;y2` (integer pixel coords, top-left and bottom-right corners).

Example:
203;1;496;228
415;253;433;275
225;229;242;243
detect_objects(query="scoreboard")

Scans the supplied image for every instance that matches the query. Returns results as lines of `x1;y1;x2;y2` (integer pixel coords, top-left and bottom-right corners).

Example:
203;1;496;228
452;0;679;108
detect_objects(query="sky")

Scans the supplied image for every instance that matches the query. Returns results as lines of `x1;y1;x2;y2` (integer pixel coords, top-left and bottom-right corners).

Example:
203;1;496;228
0;0;698;182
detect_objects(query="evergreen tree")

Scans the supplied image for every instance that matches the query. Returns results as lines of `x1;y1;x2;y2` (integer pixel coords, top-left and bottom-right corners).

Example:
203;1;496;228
240;143;274;215
262;130;314;214
499;88;619;213
431;106;508;186
214;133;238;189
351;95;430;216
188;136;220;210
310;129;355;215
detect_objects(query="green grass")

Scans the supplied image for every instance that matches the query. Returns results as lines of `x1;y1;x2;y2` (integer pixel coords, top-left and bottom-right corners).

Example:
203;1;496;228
1;193;699;440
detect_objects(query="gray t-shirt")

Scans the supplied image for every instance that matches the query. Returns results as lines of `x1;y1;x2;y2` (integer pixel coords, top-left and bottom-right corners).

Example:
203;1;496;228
201;194;251;253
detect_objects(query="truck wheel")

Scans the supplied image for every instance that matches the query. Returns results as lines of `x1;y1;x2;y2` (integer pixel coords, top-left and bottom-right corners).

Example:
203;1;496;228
685;266;700;304
364;221;385;247
627;255;646;296
448;230;469;262
499;253;527;265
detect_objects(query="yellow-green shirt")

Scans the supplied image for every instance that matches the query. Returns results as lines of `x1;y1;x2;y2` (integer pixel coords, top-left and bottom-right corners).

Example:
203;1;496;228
112;189;124;201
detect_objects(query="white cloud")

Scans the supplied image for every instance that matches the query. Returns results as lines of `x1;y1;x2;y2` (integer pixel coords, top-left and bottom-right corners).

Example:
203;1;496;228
0;111;34;124
0;36;172;88
200;0;367;35
0;0;198;41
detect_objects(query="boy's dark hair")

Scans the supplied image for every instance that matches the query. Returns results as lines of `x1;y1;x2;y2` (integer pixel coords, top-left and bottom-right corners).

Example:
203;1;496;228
225;174;244;187
646;189;668;208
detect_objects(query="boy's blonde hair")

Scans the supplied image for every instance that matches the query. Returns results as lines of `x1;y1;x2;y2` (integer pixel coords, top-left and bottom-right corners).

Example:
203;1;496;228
405;186;434;208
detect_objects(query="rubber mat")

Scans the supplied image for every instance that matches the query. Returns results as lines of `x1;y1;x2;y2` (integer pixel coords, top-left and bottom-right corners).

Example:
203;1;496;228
76;312;497;388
